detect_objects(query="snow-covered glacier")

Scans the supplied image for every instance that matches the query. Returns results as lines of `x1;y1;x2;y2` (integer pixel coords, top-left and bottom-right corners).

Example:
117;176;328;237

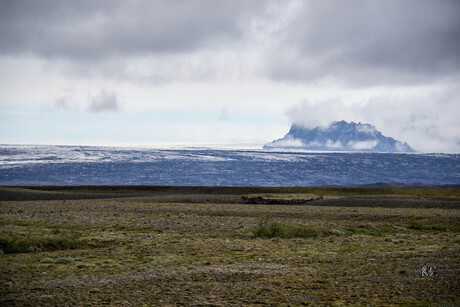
0;145;458;186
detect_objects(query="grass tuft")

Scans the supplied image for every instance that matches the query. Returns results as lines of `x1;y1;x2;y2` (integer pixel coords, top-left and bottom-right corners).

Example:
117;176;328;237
41;257;54;263
351;234;373;239
250;218;330;239
0;235;88;254
407;220;456;232
55;257;78;264
328;228;345;236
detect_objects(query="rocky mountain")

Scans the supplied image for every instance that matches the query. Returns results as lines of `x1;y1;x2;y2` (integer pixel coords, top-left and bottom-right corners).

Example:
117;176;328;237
264;120;414;152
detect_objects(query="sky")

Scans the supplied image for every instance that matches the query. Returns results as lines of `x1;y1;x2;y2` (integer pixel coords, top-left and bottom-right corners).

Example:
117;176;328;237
1;0;459;152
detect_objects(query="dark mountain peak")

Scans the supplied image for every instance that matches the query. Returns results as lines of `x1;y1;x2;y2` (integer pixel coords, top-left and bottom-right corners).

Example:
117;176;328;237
264;120;414;152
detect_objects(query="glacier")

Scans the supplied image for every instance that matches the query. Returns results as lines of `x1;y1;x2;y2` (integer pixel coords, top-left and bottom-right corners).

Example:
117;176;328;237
0;145;459;186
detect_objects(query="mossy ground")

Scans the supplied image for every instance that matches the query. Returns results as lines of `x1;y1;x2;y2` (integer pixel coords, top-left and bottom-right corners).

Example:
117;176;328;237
0;188;459;306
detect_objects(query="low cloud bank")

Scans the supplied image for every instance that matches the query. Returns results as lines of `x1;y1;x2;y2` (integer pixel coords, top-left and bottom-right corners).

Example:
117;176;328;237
286;87;460;153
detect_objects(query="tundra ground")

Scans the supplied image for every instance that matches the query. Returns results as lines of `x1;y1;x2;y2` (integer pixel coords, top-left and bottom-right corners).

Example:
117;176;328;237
1;187;459;306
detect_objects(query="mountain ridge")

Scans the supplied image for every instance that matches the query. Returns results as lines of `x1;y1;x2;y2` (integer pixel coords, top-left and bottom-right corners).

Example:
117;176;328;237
264;120;414;152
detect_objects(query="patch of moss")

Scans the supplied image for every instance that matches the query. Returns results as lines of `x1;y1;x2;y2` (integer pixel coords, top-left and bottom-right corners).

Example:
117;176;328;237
407;220;458;232
0;235;88;254
55;257;79;264
250;218;329;239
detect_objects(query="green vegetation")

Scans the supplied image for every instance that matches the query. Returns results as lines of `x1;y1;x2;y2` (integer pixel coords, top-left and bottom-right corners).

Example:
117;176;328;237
0;188;459;306
0;222;89;254
54;257;80;264
407;219;460;232
0;234;88;253
40;257;54;263
251;217;339;238
328;228;345;236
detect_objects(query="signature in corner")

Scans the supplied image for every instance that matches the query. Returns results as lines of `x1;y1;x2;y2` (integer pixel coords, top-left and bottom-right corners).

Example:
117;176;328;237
421;266;437;277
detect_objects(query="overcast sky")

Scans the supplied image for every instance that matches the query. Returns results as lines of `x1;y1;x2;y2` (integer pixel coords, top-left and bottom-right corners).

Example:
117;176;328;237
1;0;459;152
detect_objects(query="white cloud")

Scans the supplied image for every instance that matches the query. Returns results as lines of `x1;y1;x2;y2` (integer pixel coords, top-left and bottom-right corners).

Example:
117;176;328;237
325;140;343;149
286;84;460;153
305;141;321;147
355;124;377;136
265;136;305;148
349;140;378;150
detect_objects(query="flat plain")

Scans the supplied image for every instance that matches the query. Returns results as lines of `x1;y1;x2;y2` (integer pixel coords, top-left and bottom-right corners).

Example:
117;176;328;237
1;186;459;306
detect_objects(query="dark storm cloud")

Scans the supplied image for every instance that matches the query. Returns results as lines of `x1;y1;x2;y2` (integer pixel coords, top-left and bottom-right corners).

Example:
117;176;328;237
2;0;459;86
267;0;460;85
0;0;262;60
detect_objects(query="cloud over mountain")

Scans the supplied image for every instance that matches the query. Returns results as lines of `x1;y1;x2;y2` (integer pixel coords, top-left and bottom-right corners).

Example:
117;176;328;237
264;121;414;152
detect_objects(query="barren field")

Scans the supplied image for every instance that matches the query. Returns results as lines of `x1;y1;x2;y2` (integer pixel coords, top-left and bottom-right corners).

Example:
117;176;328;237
1;186;459;306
